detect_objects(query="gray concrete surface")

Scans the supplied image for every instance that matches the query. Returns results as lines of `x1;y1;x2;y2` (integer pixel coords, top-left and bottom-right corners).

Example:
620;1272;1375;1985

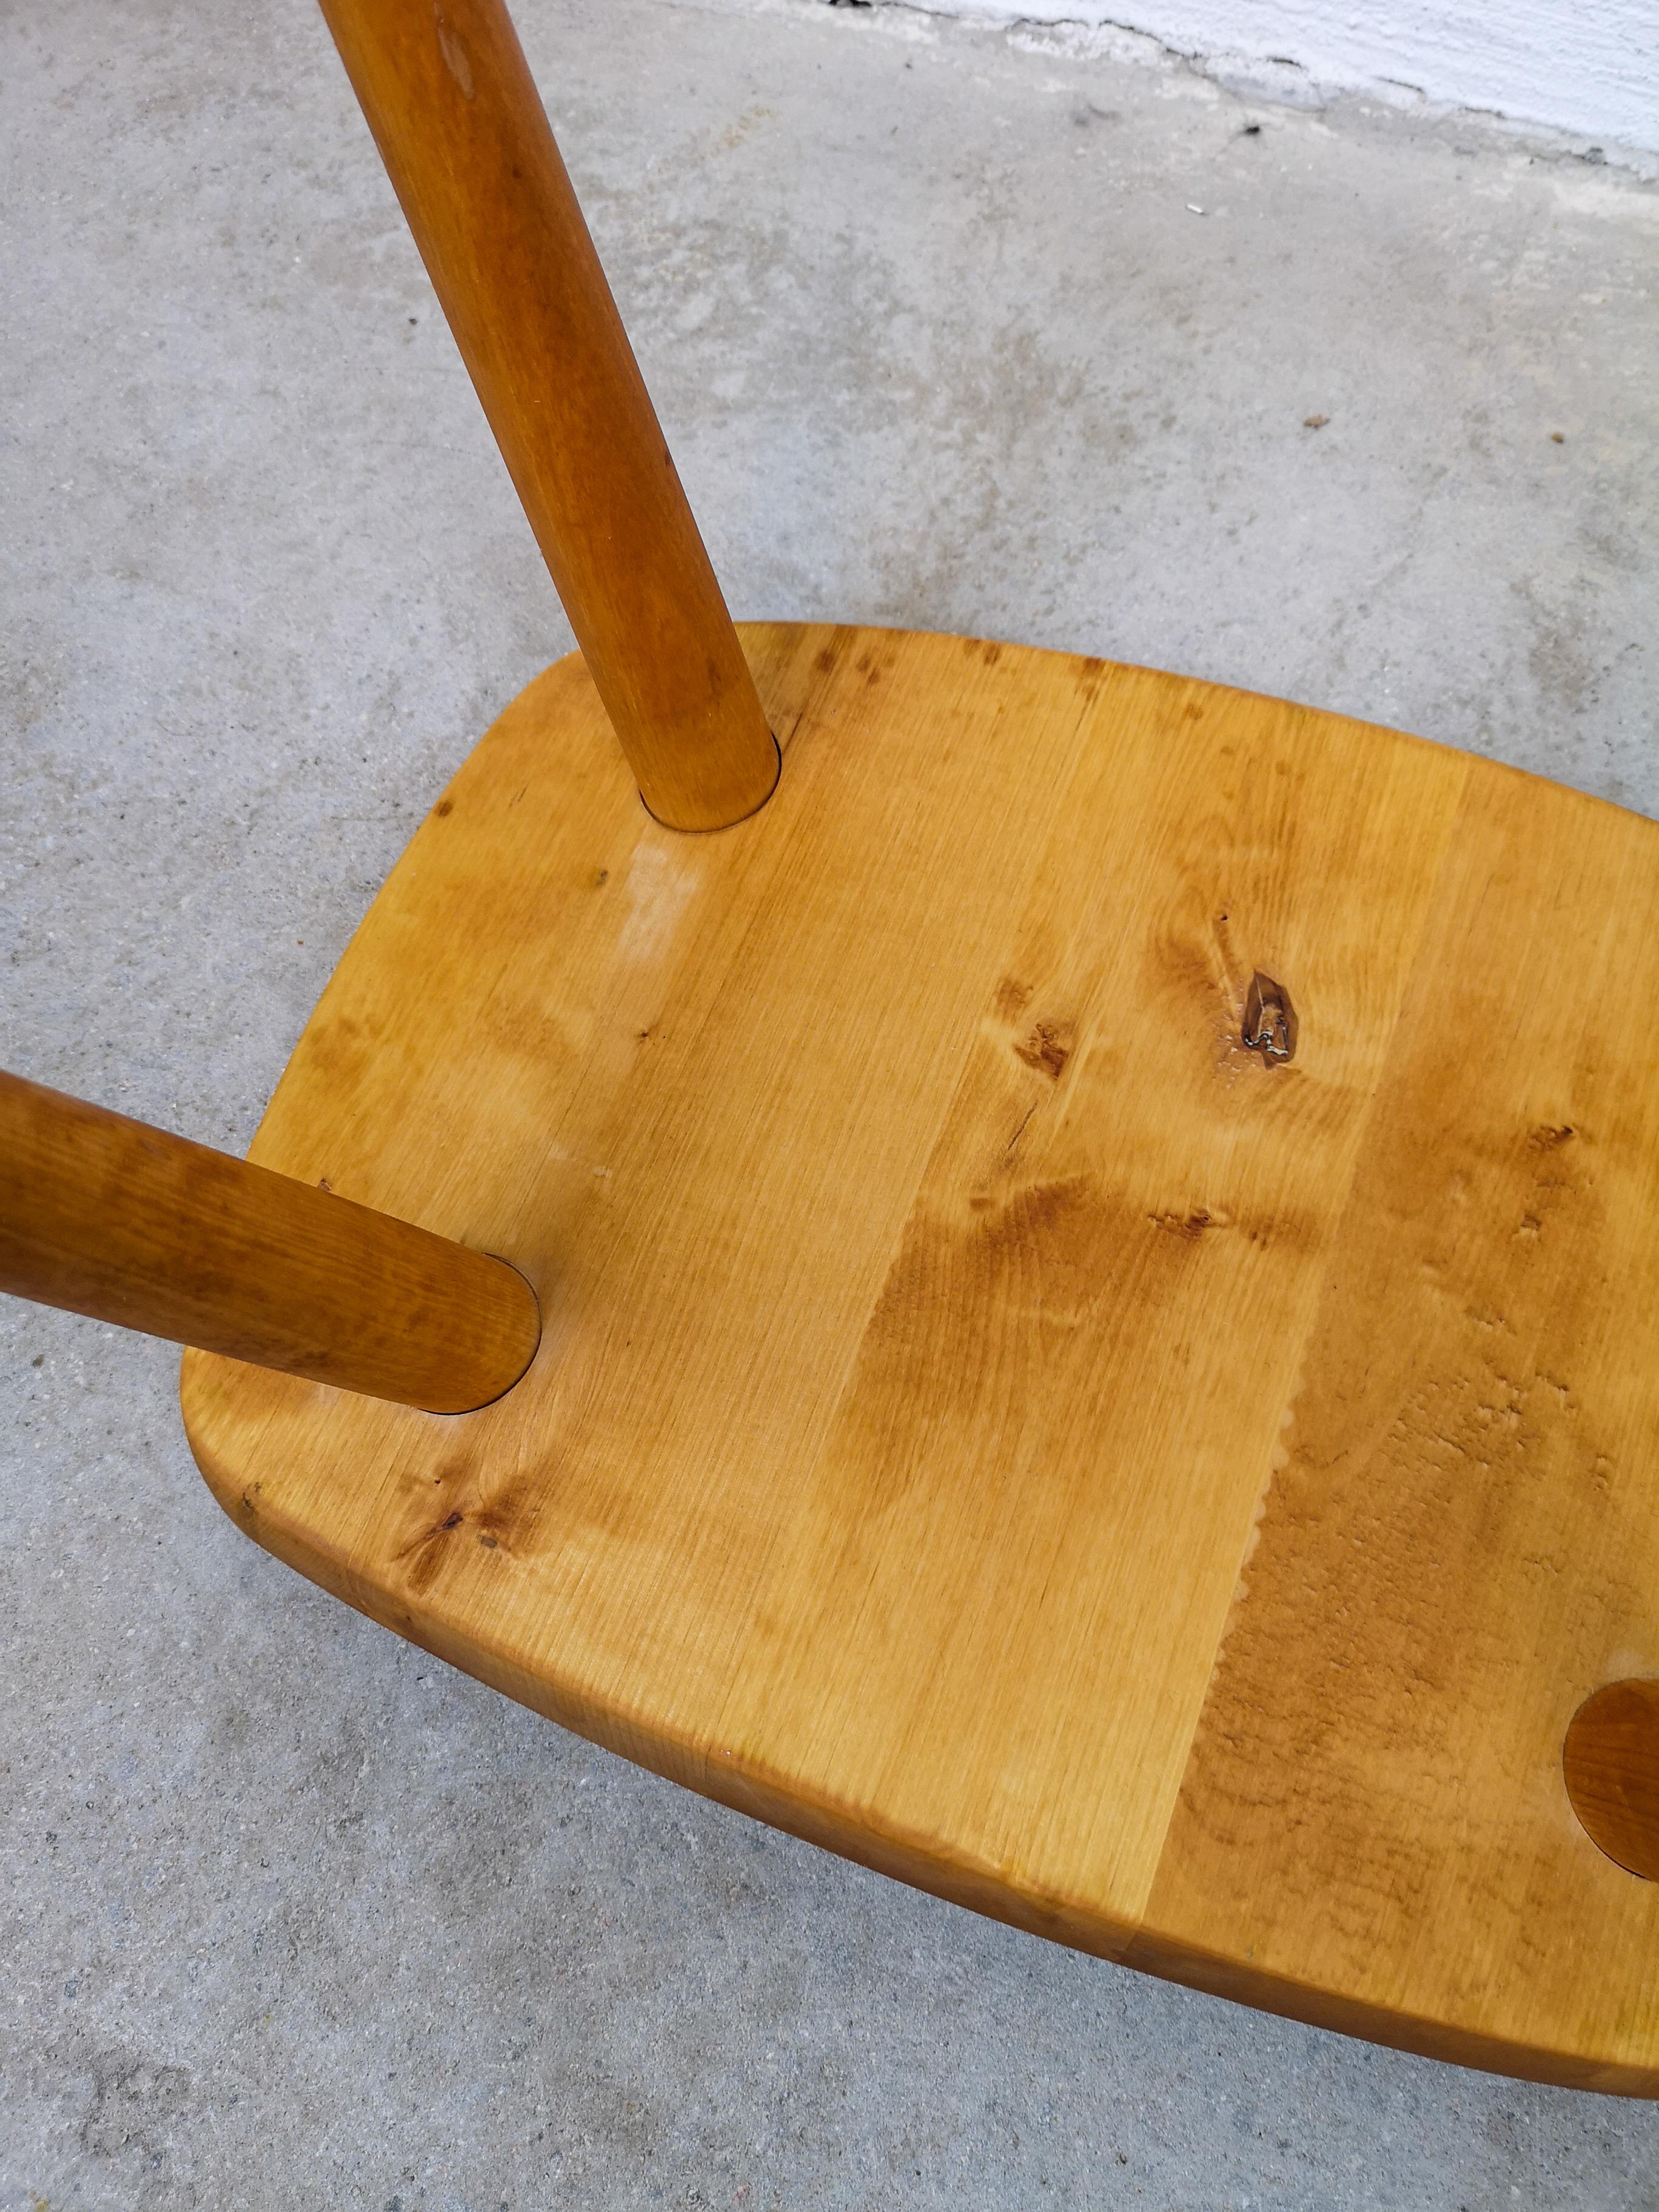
4;1;1658;2203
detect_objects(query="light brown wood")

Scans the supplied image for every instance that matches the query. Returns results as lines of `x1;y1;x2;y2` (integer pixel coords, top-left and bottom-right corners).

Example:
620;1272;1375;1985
1564;1680;1659;1883
317;0;777;831
0;1070;538;1412
181;625;1659;2094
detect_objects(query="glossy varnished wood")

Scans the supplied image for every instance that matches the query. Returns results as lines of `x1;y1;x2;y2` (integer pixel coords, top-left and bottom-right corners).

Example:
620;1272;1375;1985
318;0;777;830
0;1070;538;1412
1564;1681;1659;1884
182;625;1659;2092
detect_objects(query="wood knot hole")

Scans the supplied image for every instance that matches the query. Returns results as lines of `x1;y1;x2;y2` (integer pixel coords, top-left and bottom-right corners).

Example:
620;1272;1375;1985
1242;972;1297;1063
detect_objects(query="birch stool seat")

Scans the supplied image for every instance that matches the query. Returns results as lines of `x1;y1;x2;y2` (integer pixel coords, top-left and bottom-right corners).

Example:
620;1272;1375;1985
7;0;1659;2099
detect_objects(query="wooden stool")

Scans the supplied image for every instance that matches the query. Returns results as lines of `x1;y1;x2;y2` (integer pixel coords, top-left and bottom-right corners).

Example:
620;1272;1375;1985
5;0;1658;2096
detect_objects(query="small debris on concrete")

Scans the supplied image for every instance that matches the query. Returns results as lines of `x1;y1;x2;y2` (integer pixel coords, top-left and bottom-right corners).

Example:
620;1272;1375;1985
1304;413;1329;429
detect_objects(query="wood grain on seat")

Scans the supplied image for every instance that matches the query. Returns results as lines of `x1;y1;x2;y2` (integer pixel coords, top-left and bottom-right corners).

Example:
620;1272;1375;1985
183;624;1659;2094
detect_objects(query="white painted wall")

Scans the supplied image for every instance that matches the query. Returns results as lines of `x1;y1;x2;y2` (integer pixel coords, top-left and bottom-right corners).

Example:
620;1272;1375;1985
910;0;1658;158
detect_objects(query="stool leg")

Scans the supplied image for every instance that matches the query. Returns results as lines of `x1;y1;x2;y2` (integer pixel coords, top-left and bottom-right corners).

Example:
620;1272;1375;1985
318;0;779;832
0;1071;539;1413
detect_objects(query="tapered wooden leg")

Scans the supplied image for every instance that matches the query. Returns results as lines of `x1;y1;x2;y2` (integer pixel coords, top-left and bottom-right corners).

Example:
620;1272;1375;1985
0;1071;538;1412
317;0;779;833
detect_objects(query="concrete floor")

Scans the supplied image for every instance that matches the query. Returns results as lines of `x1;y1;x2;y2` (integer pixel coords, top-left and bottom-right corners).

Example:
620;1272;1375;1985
4;0;1658;2203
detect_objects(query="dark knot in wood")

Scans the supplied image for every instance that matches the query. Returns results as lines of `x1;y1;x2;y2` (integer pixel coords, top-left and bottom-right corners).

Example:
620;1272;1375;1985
1242;972;1297;1062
